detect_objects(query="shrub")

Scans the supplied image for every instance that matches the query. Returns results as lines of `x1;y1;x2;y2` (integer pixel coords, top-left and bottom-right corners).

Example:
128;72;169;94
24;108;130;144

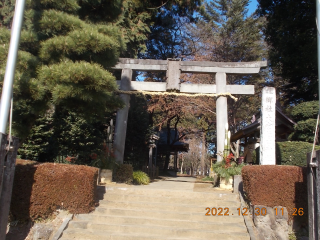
11;160;98;221
288;119;317;142
290;101;318;121
212;162;244;181
288;101;319;143
242;165;307;222
276;141;320;166
113;164;133;183
212;154;244;181
133;171;150;185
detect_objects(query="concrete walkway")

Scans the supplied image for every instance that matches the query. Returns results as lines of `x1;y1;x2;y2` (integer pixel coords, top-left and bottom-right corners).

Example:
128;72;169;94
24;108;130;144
60;176;249;240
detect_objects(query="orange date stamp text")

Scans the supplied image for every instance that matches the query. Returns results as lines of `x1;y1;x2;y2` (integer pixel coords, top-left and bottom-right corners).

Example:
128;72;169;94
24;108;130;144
205;207;304;216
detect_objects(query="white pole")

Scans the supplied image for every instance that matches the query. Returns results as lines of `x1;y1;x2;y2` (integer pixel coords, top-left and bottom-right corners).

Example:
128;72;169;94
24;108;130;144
0;0;26;134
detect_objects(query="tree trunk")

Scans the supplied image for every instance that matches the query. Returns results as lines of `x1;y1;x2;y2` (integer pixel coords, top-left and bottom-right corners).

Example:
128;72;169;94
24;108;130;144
201;133;206;175
163;118;172;171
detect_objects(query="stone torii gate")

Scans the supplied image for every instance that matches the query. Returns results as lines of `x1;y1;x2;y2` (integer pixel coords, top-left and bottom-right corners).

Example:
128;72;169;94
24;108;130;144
113;58;267;163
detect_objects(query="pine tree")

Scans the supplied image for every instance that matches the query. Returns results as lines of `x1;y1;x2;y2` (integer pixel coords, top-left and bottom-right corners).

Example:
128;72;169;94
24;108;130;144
0;0;125;140
0;0;15;27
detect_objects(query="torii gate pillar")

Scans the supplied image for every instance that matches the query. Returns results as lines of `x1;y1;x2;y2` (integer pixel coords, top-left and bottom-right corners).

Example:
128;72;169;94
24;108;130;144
216;72;228;162
114;68;132;163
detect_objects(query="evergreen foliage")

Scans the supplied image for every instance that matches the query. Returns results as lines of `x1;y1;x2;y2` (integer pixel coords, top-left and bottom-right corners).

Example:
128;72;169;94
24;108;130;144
257;0;317;104
0;0;15;28
212;161;244;181
289;119;317;143
199;0;265;62
19;107;113;162
276;141;320;166
290;101;319;122
288;101;319;143
0;0;125;141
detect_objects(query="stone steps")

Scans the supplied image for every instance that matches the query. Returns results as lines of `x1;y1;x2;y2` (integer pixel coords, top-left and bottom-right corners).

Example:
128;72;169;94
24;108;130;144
60;227;250;240
98;186;239;201
98;200;240;215
60;229;249;240
90;207;244;223
99;193;238;205
60;184;250;240
69;216;247;231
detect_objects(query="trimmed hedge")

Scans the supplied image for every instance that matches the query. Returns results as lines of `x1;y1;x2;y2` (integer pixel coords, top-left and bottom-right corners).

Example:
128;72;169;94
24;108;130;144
276;141;320;166
11;160;98;221
242;165;307;222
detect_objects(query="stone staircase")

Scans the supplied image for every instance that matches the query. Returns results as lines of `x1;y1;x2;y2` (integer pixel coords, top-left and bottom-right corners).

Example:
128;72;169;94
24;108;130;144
59;182;250;240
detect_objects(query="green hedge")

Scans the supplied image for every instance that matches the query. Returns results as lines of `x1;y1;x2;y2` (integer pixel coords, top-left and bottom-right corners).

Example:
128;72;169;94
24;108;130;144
276;141;320;166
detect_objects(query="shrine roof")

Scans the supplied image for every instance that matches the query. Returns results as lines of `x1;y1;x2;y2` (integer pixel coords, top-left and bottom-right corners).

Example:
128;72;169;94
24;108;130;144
231;107;296;142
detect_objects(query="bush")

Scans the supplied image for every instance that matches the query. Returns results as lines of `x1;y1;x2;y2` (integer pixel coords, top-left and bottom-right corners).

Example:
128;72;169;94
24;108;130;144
133;171;150;185
288;101;319;143
11;160;98;221
211;155;244;181
242;165;307;222
113;164;133;183
288;119;318;142
290;101;318;121
276;141;320;166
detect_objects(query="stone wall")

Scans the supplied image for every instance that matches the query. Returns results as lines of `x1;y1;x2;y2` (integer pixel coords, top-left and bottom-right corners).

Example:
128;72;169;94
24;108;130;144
252;205;288;240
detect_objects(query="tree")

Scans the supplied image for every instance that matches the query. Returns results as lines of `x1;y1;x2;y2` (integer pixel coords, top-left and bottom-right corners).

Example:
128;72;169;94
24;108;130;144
257;0;317;104
183;136;210;175
0;0;15;27
185;0;267;140
0;0;125;141
19;107;114;162
288;101;319;143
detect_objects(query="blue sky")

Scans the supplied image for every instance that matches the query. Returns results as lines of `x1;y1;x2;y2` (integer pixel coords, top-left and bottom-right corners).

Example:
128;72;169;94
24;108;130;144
204;0;259;15
248;0;258;15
